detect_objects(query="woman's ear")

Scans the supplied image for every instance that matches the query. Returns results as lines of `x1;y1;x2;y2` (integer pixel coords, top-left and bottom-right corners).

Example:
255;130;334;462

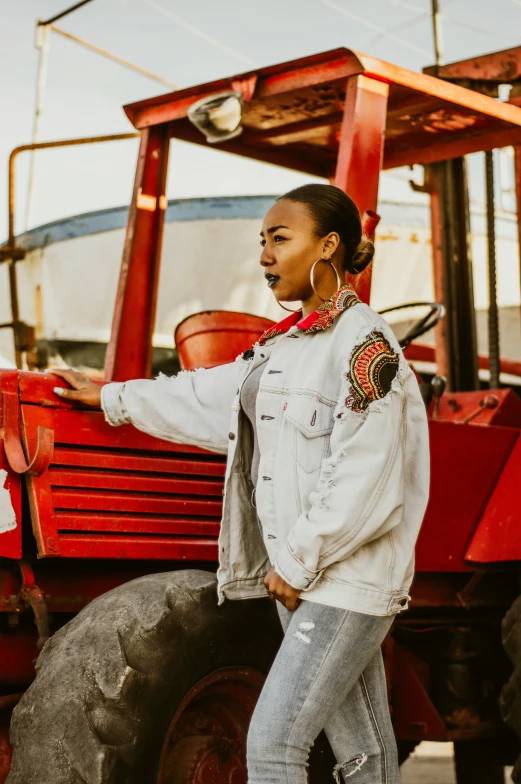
322;232;340;258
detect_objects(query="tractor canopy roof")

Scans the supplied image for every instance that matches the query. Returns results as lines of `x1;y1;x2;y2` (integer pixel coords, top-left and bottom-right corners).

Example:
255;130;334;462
123;47;521;177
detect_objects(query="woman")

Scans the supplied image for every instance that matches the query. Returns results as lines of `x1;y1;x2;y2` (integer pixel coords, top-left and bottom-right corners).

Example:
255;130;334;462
52;184;430;784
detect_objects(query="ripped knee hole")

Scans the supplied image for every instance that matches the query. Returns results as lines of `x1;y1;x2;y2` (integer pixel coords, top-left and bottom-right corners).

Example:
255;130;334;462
333;753;368;781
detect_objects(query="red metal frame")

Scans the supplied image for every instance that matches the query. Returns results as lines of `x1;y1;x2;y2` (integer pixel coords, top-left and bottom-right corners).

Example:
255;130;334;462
333;74;388;302
465;435;521;563
516;146;521;334
105;125;170;381
423;46;521;84
405;341;521;380
106;46;521;381
416;419;518;572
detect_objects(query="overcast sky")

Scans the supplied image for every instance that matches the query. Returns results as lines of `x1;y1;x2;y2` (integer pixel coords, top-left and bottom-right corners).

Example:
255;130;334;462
1;0;520;239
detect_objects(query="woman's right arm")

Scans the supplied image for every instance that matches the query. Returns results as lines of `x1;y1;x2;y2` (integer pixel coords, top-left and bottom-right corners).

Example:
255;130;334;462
51;360;246;454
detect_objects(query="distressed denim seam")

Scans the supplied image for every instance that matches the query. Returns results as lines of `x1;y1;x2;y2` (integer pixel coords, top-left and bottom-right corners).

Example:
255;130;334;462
360;672;388;783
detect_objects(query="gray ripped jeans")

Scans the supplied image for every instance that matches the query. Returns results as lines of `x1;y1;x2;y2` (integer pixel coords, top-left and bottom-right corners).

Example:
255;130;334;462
246;601;400;784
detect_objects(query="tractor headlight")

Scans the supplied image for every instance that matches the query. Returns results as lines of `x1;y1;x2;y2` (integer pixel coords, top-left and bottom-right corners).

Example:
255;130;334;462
187;91;243;144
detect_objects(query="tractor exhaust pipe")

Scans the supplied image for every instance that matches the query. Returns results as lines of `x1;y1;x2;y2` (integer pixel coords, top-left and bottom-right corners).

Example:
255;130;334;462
361;210;380;240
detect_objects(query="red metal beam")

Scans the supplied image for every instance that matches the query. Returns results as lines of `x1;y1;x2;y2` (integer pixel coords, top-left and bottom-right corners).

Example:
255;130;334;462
405;341;521;379
358;51;521;126
516;147;521;352
428;166;450;382
423;46;521;83
124;50;363;129
124;47;521;133
105;125;170;381
333;74;389;304
384;125;521;169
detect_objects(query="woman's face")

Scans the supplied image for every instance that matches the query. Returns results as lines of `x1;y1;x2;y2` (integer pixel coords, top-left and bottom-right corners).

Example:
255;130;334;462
260;199;342;310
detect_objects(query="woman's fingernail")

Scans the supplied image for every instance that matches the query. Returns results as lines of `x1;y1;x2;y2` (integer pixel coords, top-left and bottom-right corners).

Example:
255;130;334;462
54;387;65;395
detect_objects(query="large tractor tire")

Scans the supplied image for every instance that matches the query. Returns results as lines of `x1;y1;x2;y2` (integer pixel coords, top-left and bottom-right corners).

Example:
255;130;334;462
501;594;521;783
7;570;287;784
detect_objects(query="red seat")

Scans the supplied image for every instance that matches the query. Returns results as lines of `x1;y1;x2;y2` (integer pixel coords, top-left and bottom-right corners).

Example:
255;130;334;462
175;310;275;370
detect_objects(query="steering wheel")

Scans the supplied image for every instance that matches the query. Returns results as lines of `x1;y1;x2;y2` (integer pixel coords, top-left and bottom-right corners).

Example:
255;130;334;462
378;302;445;350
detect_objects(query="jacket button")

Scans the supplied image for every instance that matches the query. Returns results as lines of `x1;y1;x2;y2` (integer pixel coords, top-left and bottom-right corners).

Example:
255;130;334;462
228;432;235;440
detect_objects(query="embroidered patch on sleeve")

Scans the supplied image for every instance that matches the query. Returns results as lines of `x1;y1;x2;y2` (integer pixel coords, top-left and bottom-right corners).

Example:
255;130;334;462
346;331;399;412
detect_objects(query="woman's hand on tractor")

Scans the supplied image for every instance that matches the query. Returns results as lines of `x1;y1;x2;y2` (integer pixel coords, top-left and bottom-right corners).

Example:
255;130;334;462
264;566;301;611
51;369;102;408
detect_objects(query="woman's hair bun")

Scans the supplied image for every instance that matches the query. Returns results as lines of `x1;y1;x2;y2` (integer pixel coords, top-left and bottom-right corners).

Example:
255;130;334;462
348;237;375;275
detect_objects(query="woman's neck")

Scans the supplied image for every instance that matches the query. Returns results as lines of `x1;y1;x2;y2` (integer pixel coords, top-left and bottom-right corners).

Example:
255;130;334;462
300;293;325;319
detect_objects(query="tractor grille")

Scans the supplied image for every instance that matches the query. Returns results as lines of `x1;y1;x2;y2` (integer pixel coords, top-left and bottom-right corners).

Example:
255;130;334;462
21;405;226;560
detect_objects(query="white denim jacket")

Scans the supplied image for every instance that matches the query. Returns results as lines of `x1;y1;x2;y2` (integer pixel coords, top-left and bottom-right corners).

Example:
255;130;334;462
102;286;430;616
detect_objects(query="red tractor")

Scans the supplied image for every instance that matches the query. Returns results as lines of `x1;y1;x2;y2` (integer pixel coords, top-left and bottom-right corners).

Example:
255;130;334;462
2;45;521;784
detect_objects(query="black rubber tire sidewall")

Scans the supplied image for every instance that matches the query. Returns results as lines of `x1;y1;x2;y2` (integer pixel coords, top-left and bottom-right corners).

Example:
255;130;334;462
7;570;282;784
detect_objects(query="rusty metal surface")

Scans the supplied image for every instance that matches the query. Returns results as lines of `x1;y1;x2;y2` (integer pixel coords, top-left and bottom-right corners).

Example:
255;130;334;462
123;49;363;128
424;46;521;84
17;563;50;650
0;563;50;651
121;47;521;177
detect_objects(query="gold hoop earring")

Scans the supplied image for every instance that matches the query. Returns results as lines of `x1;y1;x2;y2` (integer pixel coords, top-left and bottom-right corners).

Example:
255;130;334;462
278;301;301;313
310;259;342;302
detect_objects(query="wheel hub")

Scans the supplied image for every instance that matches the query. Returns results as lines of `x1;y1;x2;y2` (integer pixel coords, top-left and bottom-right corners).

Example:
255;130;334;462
157;667;265;784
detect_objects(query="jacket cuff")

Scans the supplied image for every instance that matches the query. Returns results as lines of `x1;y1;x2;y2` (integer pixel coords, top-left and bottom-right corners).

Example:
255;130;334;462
274;541;322;591
101;382;127;426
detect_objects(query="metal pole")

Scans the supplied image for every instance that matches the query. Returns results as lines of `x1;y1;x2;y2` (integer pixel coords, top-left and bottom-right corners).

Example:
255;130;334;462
40;0;95;26
2;132;139;369
8;133;139;251
25;22;50;231
515;147;521;363
485;150;500;388
430;0;445;74
25;1;96;231
7;260;22;369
